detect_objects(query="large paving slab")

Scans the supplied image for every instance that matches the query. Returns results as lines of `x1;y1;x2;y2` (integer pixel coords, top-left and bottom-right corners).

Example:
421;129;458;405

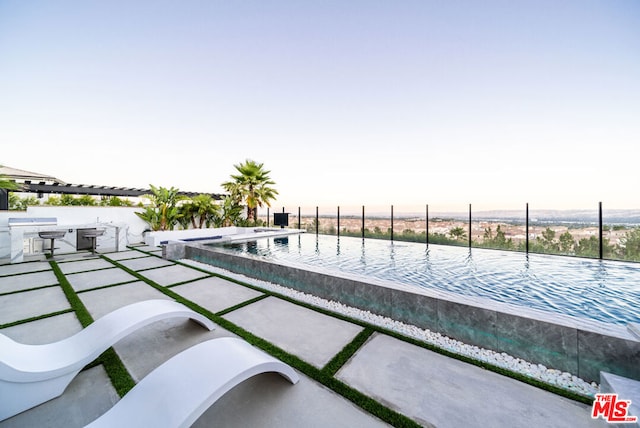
0;261;51;276
112;318;228;382
0;287;70;324
78;281;171;319
57;258;114;274
0;312;82;343
136;264;210;286
102;250;150;261
0;366;119;428
127;245;159;252
51;252;100;262
336;333;599;428
172;276;264;313
194;370;391;428
0;270;58;293
116;256;174;271
223;296;363;368
66;267;138;292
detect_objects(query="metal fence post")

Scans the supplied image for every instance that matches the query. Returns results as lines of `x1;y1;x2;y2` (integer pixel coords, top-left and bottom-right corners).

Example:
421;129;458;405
337;206;340;237
267;207;269;227
362;205;365;238
599;201;603;259
468;203;472;248
298;207;301;230
426;204;429;245
316;206;319;235
391;204;394;241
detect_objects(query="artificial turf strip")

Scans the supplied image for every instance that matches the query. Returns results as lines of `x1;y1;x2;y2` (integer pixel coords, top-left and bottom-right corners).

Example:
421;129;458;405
322;328;374;377
214;294;270;316
49;261;93;328
0;309;74;329
49;260;136;397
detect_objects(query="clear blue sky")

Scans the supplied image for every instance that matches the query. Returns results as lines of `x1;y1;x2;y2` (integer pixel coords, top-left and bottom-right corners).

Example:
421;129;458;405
1;1;638;212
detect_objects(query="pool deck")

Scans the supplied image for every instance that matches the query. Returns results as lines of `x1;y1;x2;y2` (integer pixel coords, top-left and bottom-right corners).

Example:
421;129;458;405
0;246;603;427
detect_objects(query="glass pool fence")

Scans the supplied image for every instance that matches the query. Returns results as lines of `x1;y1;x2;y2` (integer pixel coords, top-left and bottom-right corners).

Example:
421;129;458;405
257;202;640;263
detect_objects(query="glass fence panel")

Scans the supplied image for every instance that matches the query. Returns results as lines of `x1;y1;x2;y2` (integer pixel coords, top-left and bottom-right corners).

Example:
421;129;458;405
526;205;598;258
363;205;391;239
471;204;524;251
318;207;337;235
392;205;427;243
255;203;640;263
604;207;640;262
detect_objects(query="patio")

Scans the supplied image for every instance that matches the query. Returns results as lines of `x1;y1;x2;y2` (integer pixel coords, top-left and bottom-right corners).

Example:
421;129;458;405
0;246;600;427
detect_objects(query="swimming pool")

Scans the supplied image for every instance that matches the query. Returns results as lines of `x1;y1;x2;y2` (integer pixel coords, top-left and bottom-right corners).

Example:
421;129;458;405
215;234;640;326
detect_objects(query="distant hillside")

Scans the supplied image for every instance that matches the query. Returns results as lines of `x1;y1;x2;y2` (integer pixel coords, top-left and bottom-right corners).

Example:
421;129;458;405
436;209;640;226
331;209;640;226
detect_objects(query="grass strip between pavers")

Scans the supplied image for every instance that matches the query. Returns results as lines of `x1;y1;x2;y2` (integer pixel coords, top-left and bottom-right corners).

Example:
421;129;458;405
104;256;422;428
322;328;374;377
49;260;136;397
214;294;270;316
0;309;73;329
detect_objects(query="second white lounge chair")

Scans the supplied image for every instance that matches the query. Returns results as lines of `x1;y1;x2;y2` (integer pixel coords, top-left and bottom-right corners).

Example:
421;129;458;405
85;337;300;428
0;299;215;421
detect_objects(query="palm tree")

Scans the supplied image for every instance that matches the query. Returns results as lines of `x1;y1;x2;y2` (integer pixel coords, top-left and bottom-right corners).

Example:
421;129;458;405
219;195;244;227
179;194;220;229
221;159;278;223
135;185;185;231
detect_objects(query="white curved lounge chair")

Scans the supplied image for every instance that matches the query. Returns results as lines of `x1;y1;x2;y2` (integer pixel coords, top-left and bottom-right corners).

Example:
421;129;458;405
86;337;299;428
0;299;215;421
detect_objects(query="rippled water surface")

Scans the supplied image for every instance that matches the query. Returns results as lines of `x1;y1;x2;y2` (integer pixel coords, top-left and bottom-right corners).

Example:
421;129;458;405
219;234;640;325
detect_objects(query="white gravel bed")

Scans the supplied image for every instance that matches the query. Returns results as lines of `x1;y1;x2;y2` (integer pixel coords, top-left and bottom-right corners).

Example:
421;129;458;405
181;259;599;398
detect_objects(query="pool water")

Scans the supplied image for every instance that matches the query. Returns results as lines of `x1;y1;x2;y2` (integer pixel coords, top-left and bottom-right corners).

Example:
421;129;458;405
218;234;640;326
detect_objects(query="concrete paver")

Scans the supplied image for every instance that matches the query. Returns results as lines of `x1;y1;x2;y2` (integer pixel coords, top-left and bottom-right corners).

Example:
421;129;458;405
0;270;58;293
127;245;158;252
66;268;137;292
0;287;70;324
0;366;119;428
0;312;82;343
336;332;599;428
0;261;51;276
79;281;171;319
136;264;209;286
116;256;174;271
101;250;149;261
112;318;229;382
194;371;390;428
57;258;114;274
172;276;264;313
224;296;364;368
